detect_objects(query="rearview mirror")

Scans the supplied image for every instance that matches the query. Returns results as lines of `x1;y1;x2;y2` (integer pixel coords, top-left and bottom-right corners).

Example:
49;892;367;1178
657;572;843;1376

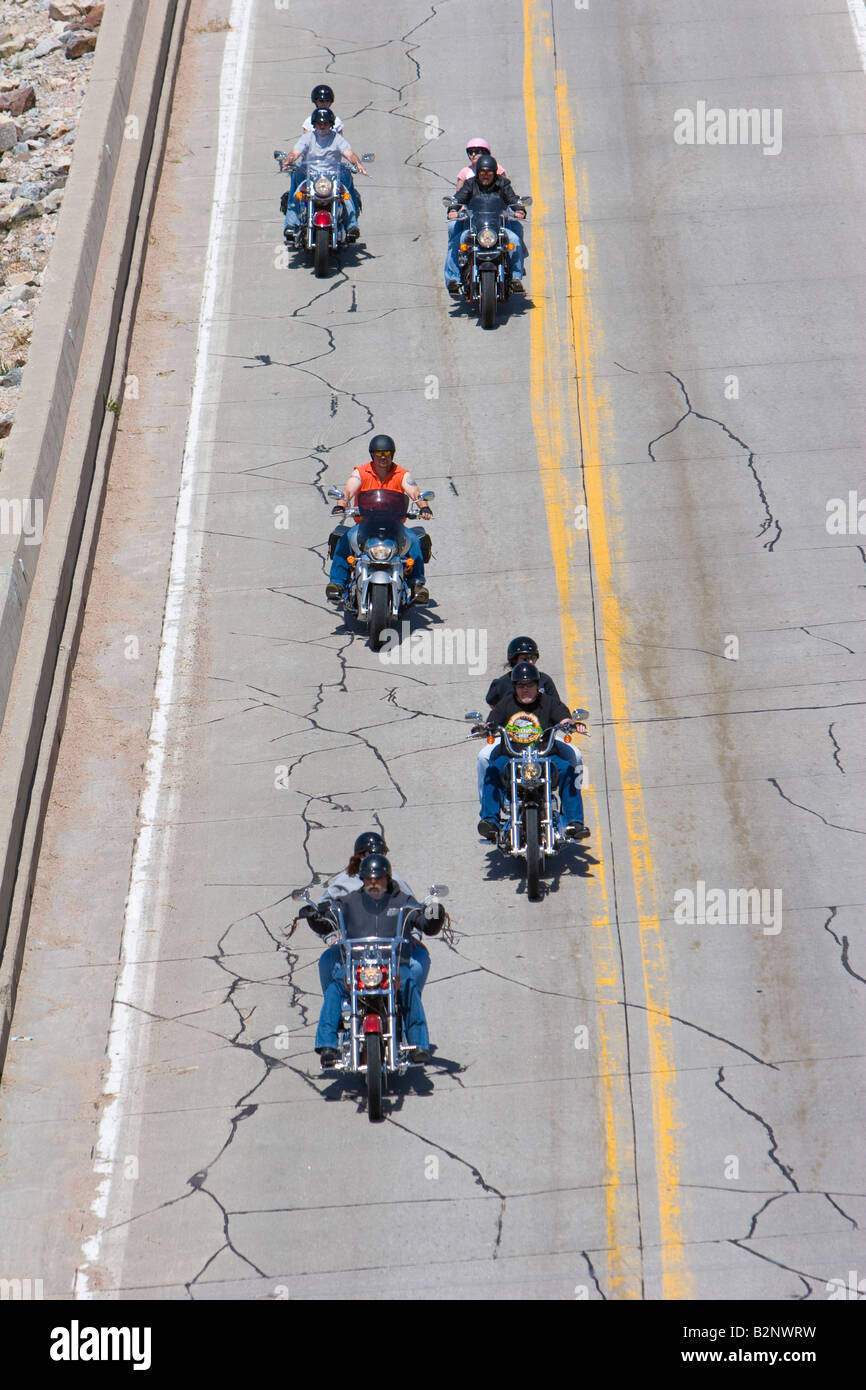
427;885;449;899
521;195;533;206
465;711;482;720
326;486;343;499
572;708;589;721
362;153;375;161
419;490;435;502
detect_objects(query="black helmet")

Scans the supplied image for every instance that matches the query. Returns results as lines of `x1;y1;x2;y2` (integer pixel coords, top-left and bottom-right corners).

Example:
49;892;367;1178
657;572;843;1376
507;636;539;665
369;434;396;456
311;107;335;128
354;831;387;857
359;853;391;882
475;153;498;177
511;661;540;686
311;84;335;106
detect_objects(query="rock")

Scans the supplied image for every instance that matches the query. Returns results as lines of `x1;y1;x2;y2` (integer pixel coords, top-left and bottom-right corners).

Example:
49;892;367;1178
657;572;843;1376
0;38;28;60
12;142;32;156
64;30;97;58
0;368;23;388
4;266;38;286
0;119;18;152
0;86;36;118
0;285;36;313
0;198;43;228
16;181;49;200
0;415;14;438
31;36;64;59
62;129;75;144
41;187;63;212
49;1;82;18
81;4;105;29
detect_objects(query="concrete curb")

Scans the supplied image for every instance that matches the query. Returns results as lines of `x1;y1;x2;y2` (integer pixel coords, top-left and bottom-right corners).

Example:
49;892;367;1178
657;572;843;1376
0;0;191;1074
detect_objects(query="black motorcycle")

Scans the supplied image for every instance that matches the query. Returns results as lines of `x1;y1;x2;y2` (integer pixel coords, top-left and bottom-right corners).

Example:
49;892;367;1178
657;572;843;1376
467;708;589;899
444;192;532;327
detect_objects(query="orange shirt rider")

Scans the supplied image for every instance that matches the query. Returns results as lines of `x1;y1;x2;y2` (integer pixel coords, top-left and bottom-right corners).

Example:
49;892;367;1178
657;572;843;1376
335;437;433;519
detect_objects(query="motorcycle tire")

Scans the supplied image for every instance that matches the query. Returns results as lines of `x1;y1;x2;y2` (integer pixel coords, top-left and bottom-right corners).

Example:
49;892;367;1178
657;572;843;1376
369;585;390;651
480;271;497;329
313;225;329;278
525;803;541;900
366;1031;383;1121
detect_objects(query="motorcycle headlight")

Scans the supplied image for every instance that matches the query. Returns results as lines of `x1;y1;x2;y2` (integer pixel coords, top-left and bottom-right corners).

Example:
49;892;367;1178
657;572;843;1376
356;964;388;990
367;541;396;561
314;176;333;198
519;762;542;784
477;227;498;249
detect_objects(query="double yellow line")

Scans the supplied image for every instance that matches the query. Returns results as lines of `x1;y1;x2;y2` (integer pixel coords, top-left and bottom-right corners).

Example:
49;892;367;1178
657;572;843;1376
523;0;690;1299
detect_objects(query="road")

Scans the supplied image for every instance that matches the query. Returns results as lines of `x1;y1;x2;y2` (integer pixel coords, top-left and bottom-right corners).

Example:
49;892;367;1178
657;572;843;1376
0;0;864;1301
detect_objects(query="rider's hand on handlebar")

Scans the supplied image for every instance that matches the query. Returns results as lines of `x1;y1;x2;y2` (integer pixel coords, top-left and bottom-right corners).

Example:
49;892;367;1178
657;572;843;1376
418;507;433;520
331;504;346;515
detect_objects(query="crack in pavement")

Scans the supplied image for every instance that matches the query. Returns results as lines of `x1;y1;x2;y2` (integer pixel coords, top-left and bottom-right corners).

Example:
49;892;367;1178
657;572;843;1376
648;370;782;552
386;1115;507;1259
828;722;845;774
821;906;865;987
768;776;866;836
715;1066;798;1191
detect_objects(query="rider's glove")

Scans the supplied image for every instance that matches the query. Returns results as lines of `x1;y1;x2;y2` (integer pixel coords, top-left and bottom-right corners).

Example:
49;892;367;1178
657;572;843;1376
423;894;444;924
331;504;346;515
419;507;433;520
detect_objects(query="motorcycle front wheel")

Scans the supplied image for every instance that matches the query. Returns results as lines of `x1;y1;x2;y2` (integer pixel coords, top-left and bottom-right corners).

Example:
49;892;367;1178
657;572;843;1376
525;803;541;900
368;585;390;651
480;271;497;329
366;1031;383;1121
314;225;329;278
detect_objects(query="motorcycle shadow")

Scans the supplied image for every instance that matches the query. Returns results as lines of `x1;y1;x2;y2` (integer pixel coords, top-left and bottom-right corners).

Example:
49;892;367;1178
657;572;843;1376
447;294;534;324
478;839;600;898
331;597;446;643
316;1051;464;1114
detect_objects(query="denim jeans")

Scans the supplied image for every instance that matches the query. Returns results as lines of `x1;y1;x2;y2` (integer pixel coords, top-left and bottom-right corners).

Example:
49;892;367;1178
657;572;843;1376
329;528;426;588
283;165;358;232
480;747;584;825
314;945;430;1050
444;217;527;284
477;734;582;802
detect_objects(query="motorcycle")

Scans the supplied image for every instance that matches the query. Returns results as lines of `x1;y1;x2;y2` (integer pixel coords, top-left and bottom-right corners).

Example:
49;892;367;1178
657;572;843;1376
274;150;373;277
443;192;532;328
466;707;589;899
326;487;435;650
293;887;447;1121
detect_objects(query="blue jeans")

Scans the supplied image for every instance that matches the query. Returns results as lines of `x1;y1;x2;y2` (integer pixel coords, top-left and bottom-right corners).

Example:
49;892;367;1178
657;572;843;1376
284;166;358;232
444;218;526;284
477;734;582;802
480;747;584;825
315;946;430;1049
318;941;430;994
329;528;426;588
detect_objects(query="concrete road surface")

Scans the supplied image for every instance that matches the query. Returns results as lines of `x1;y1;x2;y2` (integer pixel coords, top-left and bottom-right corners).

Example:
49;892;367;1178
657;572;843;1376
0;0;864;1301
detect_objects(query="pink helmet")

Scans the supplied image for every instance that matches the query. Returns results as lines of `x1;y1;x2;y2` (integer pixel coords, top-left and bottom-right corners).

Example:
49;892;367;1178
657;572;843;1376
465;137;491;153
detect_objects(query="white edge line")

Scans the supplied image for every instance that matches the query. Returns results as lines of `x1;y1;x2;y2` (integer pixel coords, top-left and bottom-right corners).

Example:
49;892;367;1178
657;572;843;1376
74;0;254;1298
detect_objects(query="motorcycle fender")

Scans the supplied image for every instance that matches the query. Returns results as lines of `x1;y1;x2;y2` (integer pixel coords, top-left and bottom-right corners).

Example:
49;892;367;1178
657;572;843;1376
365;570;394;585
363;1015;382;1034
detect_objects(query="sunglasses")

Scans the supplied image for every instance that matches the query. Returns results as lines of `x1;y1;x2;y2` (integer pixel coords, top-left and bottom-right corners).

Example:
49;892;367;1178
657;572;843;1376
466;148;486;156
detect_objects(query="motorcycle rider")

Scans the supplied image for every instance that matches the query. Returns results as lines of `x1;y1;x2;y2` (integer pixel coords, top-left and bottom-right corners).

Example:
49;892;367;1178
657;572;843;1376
296;85;363;219
445;153;527;296
281;107;367;245
310;831;433;1002
477;662;590;842
326;434;433;604
306;854;445;1068
476;636;583;800
444;138;508;284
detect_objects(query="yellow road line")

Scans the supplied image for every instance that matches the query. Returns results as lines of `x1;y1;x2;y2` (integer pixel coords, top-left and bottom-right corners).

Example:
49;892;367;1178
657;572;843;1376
524;0;691;1299
523;0;639;1300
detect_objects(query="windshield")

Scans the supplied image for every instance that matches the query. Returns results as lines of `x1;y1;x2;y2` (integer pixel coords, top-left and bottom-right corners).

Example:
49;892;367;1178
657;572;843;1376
468;190;507;218
355;489;409;545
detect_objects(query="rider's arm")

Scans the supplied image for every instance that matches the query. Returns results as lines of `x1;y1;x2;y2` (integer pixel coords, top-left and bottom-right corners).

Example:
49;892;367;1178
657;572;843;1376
339;139;366;175
342;471;363;508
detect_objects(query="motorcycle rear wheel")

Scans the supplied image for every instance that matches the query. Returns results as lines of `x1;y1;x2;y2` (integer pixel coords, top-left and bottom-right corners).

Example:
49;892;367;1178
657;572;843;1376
525;803;541;900
480;272;497;329
314;225;329;278
366;1032;383;1121
369;585;390;650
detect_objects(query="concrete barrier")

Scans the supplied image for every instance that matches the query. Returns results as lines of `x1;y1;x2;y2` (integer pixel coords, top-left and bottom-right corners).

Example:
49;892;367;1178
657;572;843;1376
0;0;191;1072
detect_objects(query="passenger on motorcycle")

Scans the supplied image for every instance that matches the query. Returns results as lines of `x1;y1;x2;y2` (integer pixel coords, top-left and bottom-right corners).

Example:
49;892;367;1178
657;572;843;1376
311;832;434;1004
326;435;433;604
307;854;445;1068
281;107;367;244
296;86;363;219
444;138;508;284
477;662;590;842
476;636;583;799
445;153;527;296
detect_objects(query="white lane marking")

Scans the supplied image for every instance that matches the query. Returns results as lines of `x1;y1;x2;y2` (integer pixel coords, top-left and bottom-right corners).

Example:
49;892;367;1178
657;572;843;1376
848;0;866;72
74;0;255;1298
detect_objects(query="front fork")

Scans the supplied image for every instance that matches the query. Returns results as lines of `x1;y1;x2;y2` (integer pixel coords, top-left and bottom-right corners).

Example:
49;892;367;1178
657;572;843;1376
346;974;400;1073
507;761;557;855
